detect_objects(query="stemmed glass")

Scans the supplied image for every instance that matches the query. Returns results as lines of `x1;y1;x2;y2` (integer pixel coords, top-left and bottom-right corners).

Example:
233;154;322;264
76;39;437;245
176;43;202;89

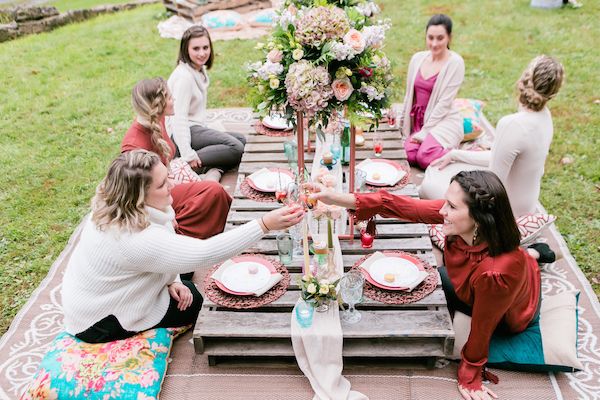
373;131;383;158
340;270;364;324
285;182;303;256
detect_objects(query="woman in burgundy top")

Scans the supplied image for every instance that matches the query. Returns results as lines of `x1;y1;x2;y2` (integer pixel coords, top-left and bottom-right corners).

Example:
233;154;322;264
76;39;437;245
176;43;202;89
308;170;546;400
401;14;465;169
121;78;232;279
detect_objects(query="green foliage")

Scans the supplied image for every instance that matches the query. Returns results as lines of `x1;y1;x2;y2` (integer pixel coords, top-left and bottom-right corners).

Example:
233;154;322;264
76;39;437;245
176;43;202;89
0;0;599;335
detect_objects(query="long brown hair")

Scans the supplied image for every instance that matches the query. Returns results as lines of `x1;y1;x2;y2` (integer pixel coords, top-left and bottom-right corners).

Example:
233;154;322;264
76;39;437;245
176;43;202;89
131;78;171;163
92;150;161;232
178;25;214;70
451;170;521;256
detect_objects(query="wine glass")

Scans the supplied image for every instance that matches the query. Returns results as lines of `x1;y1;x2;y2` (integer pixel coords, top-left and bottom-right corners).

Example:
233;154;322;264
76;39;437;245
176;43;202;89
285;182;303;256
340;270;364;324
373;131;383;158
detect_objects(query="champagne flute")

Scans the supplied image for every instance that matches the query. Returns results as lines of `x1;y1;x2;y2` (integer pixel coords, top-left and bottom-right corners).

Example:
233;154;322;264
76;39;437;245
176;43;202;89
340;270;364;324
286;182;303;256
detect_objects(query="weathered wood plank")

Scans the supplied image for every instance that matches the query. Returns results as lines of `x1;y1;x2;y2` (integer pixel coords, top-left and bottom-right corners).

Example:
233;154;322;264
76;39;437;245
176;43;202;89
201;337;448;358
241;149;406;163
240;236;432;254
202;286;447;308
227;209;422;224
225;222;429;238
195;309;452;338
245;140;405;153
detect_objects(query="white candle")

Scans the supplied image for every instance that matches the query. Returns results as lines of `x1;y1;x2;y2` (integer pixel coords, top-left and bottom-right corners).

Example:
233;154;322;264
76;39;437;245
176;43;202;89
303;219;311;277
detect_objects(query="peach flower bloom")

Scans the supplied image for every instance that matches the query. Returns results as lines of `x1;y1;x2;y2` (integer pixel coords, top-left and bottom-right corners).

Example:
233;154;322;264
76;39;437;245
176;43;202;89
343;29;365;54
332;77;353;101
267;49;283;63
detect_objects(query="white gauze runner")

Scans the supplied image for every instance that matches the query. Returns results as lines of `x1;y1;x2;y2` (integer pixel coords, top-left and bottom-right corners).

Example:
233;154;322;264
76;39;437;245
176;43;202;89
290;134;368;400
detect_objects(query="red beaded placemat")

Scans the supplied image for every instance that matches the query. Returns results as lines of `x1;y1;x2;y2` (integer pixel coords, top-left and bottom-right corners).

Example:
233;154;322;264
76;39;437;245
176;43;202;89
351;251;437;305
239;178;277;202
254;120;294;137
203;254;290;309
365;163;411;192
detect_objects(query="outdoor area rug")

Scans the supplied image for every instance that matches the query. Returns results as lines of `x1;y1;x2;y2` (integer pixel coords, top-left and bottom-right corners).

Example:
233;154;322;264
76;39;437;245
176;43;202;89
1;109;598;399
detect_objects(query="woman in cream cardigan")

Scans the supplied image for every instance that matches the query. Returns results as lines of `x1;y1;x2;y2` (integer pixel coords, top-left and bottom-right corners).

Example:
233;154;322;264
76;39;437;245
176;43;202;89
401;14;465;169
168;26;246;179
419;55;565;218
62;150;303;343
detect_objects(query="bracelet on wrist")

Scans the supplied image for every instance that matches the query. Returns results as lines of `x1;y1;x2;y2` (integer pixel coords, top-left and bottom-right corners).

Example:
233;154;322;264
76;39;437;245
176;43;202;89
260;216;271;232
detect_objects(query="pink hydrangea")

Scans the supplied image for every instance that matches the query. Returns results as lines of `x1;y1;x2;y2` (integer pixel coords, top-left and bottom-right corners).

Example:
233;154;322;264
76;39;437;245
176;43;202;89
285;60;333;116
294;6;350;47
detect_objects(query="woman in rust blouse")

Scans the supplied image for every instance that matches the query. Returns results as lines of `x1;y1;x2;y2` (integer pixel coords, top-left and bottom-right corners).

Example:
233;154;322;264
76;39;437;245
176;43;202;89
309;170;549;400
121;77;232;278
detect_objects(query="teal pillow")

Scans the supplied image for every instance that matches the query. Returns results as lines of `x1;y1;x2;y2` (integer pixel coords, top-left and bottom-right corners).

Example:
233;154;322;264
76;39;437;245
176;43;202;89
20;327;188;400
487;291;581;372
452;291;582;373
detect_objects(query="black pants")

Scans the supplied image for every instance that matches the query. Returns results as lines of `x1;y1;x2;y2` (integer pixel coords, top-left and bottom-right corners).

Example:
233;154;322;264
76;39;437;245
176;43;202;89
75;280;203;343
439;266;541;332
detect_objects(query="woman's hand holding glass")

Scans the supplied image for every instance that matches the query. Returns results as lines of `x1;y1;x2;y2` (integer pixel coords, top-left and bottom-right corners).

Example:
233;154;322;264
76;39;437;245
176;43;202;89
261;205;304;232
303;182;356;209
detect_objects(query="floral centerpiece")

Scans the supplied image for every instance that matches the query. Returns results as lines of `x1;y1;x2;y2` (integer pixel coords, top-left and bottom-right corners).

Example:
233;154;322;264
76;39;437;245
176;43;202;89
247;0;394;133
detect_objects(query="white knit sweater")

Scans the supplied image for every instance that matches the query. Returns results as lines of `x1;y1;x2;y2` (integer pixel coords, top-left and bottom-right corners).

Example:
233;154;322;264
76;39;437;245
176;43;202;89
62;206;264;334
167;62;210;163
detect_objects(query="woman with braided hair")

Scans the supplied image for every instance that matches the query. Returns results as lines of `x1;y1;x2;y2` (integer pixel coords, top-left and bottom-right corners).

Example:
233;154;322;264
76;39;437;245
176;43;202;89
121;78;231;279
307;170;553;400
420;55;565;218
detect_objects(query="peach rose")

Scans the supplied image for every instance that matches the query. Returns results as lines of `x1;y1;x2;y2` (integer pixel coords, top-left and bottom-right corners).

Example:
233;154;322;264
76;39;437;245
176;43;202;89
343;29;365;54
332;77;353;101
267;49;283;63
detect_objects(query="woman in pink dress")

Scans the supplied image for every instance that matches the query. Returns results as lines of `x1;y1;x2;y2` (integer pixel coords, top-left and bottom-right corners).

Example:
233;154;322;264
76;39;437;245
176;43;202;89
401;14;465;169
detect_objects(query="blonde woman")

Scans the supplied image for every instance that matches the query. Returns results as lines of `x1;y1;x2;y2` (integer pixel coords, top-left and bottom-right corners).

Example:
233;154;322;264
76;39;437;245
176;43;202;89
121;78;229;261
420;55;565;217
62;150;303;343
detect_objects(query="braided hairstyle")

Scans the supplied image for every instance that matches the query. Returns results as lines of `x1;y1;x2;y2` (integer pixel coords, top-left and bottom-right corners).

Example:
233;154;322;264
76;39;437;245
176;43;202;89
131;78;172;163
451;170;520;256
517;55;564;112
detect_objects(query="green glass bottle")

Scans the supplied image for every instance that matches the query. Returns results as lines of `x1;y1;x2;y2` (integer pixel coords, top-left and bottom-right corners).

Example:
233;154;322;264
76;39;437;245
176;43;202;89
341;120;351;166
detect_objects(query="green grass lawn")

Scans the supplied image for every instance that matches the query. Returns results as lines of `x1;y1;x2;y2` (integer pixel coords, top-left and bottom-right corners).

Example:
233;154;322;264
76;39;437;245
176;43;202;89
0;1;598;335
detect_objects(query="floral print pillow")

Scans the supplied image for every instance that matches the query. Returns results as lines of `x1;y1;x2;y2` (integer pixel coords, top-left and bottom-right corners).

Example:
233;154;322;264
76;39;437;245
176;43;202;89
20;326;188;400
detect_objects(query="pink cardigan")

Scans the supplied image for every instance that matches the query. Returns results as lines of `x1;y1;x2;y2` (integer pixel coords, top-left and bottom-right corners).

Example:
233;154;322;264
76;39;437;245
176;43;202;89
400;51;465;149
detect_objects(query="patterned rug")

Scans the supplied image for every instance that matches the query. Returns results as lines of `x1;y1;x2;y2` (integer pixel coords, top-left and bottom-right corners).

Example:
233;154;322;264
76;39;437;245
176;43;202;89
1;108;599;400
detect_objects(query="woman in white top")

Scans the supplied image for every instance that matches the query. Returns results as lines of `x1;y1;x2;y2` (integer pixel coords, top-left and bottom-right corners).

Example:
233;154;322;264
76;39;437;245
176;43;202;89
168;26;246;178
401;14;465;169
419;55;564;217
62;150;303;343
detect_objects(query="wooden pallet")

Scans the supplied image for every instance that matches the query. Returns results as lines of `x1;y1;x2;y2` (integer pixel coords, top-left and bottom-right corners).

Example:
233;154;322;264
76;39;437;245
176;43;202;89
193;121;454;366
163;0;272;22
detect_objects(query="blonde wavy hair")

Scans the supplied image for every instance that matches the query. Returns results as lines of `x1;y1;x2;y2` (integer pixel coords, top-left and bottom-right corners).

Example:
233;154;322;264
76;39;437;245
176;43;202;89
92;150;161;232
517;55;564;112
131;78;172;162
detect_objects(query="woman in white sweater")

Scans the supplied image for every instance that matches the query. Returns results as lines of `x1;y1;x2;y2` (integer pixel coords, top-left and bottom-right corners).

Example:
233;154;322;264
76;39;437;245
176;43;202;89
167;26;246;178
62;150;303;343
419;55;564;217
401;14;465;169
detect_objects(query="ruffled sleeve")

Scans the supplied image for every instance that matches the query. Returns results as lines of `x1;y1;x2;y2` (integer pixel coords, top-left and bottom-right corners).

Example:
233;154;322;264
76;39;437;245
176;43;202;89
458;269;517;390
354;191;444;224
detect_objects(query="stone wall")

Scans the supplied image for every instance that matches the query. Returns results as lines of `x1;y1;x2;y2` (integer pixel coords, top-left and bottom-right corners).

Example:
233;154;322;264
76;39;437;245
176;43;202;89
0;0;159;42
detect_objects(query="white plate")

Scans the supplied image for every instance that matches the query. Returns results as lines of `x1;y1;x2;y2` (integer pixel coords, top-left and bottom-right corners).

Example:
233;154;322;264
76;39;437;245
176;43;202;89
262;115;293;130
368;256;420;288
250;170;294;192
359;162;399;185
220;261;271;293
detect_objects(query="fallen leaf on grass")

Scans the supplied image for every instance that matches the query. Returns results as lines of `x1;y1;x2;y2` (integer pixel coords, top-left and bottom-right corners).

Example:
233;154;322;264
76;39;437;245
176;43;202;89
106;127;114;133
560;156;574;165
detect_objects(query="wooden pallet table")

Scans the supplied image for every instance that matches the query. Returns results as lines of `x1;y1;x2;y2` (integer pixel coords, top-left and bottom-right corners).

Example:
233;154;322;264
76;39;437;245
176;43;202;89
194;120;454;366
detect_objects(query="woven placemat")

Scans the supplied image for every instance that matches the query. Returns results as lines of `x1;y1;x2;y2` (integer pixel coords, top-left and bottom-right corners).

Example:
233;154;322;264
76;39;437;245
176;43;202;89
365;164;411;191
239;178;277;202
254;120;294;137
351;251;437;304
204;254;290;309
